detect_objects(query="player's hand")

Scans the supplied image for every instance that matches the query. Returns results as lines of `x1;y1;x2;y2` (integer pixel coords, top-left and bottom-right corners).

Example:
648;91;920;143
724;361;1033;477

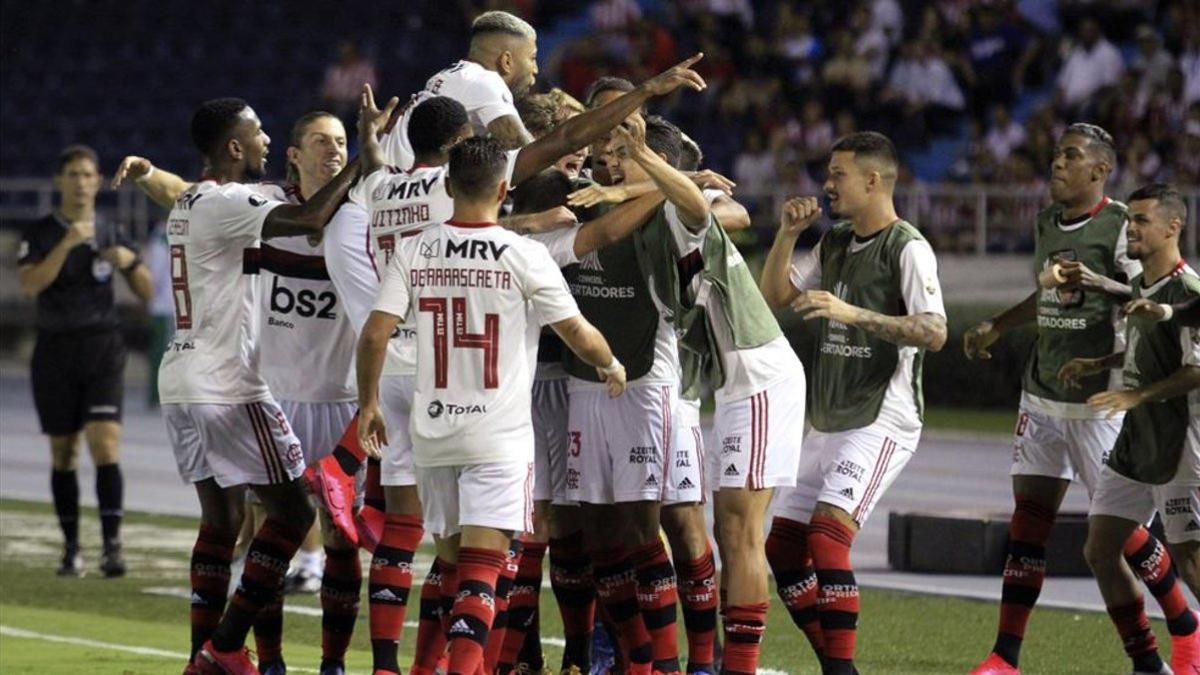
779;197;822;237
100;246;137;270
357;402;388;459
1056;260;1105;292
1058;357;1102;389
610;112;647;160
640;53;707;97
598;362;627;398
358;83;399;141
963;320;1000;360
1123;298;1169;322
792;290;857;324
111;156;153;189
686;170;736;195
65;220;95;246
568;183;627;208
1087;389;1145;418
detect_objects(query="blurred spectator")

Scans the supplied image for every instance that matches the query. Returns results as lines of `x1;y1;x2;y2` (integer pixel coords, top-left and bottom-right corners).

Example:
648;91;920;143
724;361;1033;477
321;41;378;131
775;10;823;87
871;0;904;46
823;31;872;105
1182;33;1200;105
1056;18;1124;113
681;0;754;30
1130;25;1176;99
984;104;1026;163
852;6;891;83
732;131;774;193
589;0;641;33
964;5;1035;117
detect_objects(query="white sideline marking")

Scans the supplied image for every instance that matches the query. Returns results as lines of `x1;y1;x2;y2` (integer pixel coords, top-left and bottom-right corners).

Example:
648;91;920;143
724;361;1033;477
0;624;323;673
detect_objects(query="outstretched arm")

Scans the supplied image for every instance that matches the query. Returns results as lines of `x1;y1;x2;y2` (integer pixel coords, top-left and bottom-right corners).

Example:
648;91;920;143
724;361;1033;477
572;191;664;258
488;114;535;150
550;314;626;398
261;157;361;239
357;84;398;177
1088;365;1200;417
355;309;400;456
111;157;193;209
1125;296;1200;327
617;114;708;229
511;54;707;186
795;292;948;351
963;291;1038;360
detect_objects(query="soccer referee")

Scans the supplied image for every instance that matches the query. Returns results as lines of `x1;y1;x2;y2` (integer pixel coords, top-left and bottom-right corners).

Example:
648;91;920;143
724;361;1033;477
17;145;153;577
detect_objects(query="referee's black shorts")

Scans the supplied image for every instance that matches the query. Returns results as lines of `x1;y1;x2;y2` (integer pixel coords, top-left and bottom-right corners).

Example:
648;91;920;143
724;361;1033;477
31;328;127;435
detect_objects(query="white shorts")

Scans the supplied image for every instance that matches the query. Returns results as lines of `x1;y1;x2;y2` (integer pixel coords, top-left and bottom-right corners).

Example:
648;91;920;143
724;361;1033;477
279;400;357;465
566;383;676;504
775;425;914;526
1091;466;1200;544
164;399;305;488
1011;398;1123;496
709;375;805;491
380;375;417;487
532;377;572;505
664;399;704;505
417;461;534;538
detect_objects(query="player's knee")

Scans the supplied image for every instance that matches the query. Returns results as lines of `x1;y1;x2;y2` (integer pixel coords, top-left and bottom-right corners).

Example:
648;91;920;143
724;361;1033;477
49;435;79;470
1083;528;1122;572
1169;541;1200;582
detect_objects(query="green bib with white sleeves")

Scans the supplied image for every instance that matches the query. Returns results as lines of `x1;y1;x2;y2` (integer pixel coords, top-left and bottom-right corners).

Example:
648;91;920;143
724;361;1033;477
1107;266;1200;485
1023;199;1130;403
810;220;927;432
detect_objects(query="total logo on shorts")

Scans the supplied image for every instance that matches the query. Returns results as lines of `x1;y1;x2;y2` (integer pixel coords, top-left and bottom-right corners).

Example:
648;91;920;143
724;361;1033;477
427;400;487;418
722;436;742;456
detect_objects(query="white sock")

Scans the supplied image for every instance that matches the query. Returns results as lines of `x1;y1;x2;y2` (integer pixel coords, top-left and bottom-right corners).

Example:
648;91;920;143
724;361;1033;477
296;550;323;576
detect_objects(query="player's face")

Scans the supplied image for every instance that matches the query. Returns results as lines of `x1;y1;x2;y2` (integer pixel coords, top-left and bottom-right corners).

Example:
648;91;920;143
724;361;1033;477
54;157;100;208
823;151;866;218
289;116;348;188
507;37;538;97
1125;198;1175;260
234;107;271;180
555;145;587;180
1049;133;1101;205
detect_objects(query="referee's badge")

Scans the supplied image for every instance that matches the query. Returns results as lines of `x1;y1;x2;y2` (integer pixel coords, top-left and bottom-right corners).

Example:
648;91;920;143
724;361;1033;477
92;257;114;281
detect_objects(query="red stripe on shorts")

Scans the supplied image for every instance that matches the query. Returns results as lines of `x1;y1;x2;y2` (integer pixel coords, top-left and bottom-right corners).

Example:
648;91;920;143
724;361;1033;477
245;404;281;484
854;437;896;521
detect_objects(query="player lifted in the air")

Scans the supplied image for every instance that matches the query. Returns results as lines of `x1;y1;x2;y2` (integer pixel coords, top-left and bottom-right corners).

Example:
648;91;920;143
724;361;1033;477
146;98;358;674
1060;183;1200;675
356;136;626;675
961;124;1189;675
760;131;947;675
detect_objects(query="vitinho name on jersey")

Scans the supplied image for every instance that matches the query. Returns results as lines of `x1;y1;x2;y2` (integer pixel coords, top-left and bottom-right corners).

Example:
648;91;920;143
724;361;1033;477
372;204;430;230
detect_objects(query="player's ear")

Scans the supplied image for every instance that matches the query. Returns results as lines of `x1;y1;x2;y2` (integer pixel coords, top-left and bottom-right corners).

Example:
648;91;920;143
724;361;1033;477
498;49;513;77
285;145;300;167
445;181;455;198
227;137;243;162
496;180;509;205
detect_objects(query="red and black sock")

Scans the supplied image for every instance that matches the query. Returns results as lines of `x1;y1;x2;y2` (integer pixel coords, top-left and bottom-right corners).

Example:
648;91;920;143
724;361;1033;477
447;547;506;674
252;591;284;665
549;532;595;670
51;469;80;548
766;517;823;657
484;540;523;672
809;514;858;674
320;546;362;668
189;524;236;657
720;602;768;675
369;513;423;673
500;540;546;669
593;546;653;673
212;518;306;653
675;543;718;672
1124;526;1199;637
364;458;385;514
631;540;681;673
412;557;449;675
1107;597;1165;673
95;463;123;545
992;496;1056;667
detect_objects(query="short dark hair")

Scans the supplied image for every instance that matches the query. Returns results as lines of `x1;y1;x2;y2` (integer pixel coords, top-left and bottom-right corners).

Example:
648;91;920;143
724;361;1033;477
1063;122;1117;167
191;97;249;159
830;131;899;179
516;94;559;138
679;134;703;171
1128;182;1188;223
585;76;635;108
448;137;509;201
409;96;470;157
644;115;683;168
57;144;99;174
511;168;573;215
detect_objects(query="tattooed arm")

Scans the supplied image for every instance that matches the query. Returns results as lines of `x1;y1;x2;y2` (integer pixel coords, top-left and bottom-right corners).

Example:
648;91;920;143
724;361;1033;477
795;291;948;351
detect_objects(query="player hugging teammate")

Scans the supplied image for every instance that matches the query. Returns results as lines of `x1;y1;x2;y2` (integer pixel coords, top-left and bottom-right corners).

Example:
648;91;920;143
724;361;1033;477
103;6;1200;674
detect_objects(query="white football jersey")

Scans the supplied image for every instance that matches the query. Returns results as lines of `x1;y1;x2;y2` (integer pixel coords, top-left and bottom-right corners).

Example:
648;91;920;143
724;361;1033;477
322;201;408;377
159;181;287;404
373;220;581;467
355;152;519;373
256;192;356;403
380;60;519;168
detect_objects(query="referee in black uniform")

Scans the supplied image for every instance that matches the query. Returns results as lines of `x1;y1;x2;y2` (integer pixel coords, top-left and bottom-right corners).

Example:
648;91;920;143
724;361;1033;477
17;145;153;577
